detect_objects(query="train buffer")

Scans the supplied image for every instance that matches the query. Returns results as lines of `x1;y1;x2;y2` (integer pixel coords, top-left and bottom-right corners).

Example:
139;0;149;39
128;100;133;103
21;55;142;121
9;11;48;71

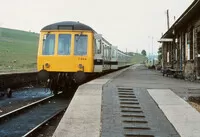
53;65;200;137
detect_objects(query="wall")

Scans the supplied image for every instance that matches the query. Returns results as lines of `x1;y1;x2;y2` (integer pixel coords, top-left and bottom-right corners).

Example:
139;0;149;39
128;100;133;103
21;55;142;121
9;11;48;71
162;14;200;80
0;72;38;92
184;61;195;80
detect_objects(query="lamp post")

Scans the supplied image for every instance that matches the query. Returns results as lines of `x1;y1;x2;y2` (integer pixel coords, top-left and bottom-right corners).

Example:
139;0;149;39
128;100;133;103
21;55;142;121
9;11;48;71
148;36;152;65
152;37;154;66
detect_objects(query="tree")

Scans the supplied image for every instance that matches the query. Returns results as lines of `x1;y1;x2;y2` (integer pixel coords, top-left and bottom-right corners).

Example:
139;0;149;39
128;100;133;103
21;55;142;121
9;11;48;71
141;50;146;56
127;52;134;56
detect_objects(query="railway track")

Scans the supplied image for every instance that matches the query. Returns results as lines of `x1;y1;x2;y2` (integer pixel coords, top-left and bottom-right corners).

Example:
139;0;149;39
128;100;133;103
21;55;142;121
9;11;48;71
0;93;71;137
22;108;65;137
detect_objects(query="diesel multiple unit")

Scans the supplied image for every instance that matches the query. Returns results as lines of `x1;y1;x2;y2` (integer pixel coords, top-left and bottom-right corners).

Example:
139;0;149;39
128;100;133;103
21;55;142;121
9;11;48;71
37;21;132;94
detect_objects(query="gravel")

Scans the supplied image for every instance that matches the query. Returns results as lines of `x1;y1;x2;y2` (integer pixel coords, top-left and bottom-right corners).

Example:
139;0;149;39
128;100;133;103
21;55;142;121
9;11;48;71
34;111;65;137
188;96;200;112
189;102;200;112
0;96;70;137
0;87;52;116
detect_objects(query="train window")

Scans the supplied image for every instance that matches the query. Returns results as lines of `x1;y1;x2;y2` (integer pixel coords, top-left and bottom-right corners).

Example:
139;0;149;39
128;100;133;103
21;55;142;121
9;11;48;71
42;34;55;55
74;34;88;56
104;45;106;58
58;34;71;55
95;39;101;54
105;46;107;59
112;49;115;58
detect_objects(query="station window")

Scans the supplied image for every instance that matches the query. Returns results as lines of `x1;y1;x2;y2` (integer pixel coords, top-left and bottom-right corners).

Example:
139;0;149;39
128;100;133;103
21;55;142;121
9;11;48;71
58;34;71;55
74;34;88;56
42;34;55;55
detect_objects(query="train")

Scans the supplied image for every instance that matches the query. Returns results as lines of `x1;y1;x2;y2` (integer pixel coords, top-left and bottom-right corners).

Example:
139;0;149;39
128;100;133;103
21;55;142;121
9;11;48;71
37;21;132;94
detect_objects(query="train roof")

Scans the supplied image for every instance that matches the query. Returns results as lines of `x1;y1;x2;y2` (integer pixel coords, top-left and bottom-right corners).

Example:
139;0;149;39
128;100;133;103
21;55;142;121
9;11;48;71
41;21;131;57
117;49;131;57
41;21;96;32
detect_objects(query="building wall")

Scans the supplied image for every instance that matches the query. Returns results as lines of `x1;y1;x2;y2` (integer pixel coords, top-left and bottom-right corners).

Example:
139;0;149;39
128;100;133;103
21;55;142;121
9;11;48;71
184;61;195;80
162;14;200;80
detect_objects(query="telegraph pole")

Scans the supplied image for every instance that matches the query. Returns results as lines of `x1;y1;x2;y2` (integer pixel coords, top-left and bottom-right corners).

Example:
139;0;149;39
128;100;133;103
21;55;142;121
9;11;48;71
167;9;170;30
152;37;154;66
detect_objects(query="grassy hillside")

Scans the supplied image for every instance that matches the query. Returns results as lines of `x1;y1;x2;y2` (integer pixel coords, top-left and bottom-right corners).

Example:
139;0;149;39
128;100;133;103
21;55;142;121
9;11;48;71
131;53;147;64
0;27;39;72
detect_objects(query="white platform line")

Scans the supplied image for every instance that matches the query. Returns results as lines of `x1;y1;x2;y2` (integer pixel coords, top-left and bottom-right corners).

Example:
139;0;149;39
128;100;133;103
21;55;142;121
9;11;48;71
148;89;200;137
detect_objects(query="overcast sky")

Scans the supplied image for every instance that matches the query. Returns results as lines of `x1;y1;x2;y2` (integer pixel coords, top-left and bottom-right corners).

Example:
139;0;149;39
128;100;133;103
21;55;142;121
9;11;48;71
0;0;194;54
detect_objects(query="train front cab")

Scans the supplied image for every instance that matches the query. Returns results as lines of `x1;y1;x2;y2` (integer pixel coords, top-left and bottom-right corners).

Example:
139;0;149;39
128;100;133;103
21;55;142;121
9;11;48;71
37;30;95;84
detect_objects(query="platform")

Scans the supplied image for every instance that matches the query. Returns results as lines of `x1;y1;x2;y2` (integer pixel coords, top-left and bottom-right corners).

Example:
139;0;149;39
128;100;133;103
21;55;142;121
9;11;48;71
53;65;200;137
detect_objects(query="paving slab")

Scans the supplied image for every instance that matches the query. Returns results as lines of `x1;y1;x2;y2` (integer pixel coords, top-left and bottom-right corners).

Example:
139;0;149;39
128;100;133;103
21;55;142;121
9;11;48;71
148;89;200;137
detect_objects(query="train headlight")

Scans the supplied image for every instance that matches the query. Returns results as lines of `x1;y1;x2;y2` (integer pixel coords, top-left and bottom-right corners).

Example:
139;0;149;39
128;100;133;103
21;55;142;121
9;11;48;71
45;63;50;68
78;64;84;69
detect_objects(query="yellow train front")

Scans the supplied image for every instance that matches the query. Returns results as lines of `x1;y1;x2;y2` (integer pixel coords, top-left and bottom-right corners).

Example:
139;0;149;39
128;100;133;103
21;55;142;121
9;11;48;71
37;21;132;94
37;21;98;94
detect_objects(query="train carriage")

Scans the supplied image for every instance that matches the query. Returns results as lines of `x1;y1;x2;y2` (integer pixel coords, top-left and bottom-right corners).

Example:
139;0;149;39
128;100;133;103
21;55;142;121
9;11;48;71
37;21;132;94
111;46;118;70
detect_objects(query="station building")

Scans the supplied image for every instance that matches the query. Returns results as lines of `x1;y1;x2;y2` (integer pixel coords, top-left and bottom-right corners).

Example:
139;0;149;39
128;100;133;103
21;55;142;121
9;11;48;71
160;0;200;80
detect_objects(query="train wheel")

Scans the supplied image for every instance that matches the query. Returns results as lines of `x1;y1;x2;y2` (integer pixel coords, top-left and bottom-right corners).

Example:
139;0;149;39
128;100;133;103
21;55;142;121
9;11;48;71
49;79;59;96
62;82;76;98
0;93;5;97
53;90;58;95
52;85;59;96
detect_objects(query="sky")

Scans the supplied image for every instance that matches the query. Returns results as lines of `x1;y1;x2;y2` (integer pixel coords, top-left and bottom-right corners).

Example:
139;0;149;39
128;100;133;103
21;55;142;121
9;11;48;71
0;0;194;55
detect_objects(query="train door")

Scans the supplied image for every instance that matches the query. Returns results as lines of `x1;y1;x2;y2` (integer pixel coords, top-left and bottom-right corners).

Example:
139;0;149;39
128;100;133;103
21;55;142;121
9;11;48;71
108;45;111;69
103;43;107;70
105;44;111;70
93;34;103;72
111;46;118;69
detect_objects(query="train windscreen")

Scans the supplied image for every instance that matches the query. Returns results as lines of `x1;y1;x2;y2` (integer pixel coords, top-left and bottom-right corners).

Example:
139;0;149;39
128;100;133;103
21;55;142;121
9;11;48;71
42;34;55;55
58;34;71;55
74;34;88;56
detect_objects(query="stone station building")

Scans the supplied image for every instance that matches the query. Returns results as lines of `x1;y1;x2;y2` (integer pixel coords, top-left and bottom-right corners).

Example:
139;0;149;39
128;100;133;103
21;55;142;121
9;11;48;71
160;0;200;80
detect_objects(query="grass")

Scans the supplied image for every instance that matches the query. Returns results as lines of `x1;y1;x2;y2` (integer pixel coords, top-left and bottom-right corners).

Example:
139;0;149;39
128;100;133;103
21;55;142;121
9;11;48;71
0;27;39;72
131;53;147;64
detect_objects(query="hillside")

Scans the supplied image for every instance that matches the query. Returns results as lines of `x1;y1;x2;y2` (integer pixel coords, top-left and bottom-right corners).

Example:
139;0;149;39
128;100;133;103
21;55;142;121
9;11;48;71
131;53;147;64
0;27;39;72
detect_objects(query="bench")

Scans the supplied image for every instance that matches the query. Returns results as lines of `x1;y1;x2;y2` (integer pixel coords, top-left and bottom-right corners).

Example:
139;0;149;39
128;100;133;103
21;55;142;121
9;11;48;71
163;68;183;78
